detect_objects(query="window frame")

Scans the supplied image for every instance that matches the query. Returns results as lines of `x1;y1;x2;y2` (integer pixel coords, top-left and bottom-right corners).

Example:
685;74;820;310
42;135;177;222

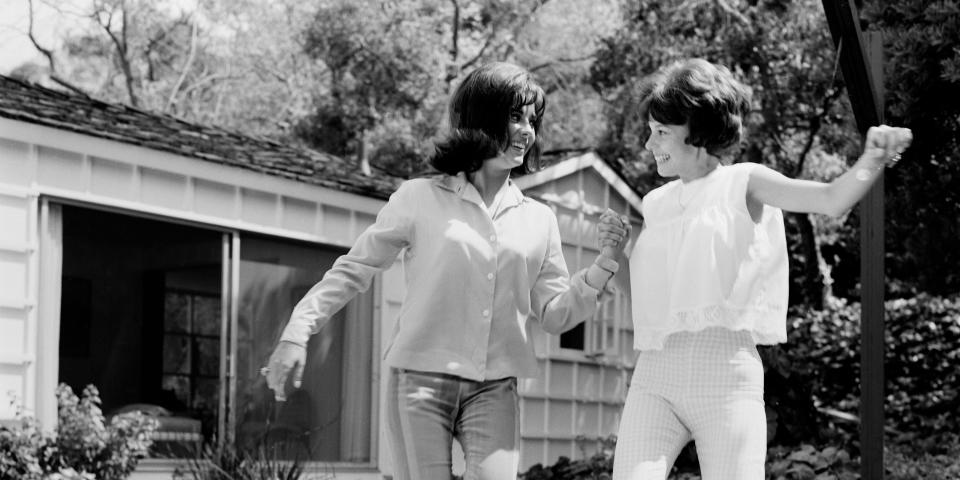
44;199;381;469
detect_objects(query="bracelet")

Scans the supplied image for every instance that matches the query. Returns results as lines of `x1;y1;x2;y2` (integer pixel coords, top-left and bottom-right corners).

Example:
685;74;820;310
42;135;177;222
594;256;620;274
856;149;904;181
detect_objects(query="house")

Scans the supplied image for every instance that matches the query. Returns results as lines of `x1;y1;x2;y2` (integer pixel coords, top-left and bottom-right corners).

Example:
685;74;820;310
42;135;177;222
0;75;641;479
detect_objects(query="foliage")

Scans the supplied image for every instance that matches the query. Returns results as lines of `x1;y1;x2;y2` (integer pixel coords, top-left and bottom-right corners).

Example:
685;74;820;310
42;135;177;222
860;0;960;295
15;0;618;178
761;294;960;448
13;0;326;138
293;0;618;177
886;434;960;480
766;444;858;480
519;435;615;480
173;441;308;480
0;383;158;480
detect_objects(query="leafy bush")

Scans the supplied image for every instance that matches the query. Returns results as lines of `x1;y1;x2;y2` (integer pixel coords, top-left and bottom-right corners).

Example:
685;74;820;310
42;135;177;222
0;383;158;480
762;294;960;447
519;435;615;480
886;434;960;480
766;444;858;480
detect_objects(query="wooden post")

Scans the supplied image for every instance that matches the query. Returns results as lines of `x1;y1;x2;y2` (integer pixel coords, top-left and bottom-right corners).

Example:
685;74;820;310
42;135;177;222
820;1;885;478
860;31;885;480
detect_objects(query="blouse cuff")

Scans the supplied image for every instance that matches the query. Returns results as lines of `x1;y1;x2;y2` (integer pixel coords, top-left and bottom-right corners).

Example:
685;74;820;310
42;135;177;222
573;268;605;299
279;322;312;347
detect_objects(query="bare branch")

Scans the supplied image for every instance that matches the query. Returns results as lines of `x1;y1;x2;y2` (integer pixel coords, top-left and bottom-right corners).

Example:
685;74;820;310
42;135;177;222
166;11;200;112
459;35;494;72
25;0;88;94
49;75;89;96
94;0;138;106
714;0;749;25
529;54;596;73
26;0;56;71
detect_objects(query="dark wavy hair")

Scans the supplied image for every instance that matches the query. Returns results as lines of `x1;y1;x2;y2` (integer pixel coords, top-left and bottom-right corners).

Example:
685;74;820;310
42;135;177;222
429;62;546;175
637;58;752;156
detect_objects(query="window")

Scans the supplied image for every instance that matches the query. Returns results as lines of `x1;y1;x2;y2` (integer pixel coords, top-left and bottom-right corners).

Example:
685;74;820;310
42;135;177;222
235;235;374;463
58;205;376;464
59;205;223;455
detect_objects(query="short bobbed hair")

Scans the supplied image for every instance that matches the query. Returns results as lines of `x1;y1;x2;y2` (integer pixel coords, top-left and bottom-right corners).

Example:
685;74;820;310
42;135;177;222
430;62;546;175
638;58;752;156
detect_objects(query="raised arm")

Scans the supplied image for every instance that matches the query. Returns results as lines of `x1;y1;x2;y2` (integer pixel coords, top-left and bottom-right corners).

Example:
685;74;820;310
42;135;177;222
748;125;913;216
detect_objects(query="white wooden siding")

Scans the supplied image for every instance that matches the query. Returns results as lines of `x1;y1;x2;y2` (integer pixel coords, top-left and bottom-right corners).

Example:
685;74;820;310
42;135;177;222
516;162;641;471
0;186;37;421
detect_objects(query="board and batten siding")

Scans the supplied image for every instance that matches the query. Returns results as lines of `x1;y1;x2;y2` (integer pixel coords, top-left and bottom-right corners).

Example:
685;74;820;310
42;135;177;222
514;154;642;470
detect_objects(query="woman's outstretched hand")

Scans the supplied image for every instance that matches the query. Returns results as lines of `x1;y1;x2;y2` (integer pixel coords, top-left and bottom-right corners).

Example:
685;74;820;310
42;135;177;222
262;340;306;401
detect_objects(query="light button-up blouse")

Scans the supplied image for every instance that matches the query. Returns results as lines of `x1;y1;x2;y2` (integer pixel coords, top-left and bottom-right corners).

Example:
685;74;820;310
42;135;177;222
280;172;603;380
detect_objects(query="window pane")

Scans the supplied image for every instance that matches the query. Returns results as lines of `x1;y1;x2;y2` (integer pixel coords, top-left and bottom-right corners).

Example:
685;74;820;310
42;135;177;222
235;235;374;463
59;205;221;457
163;335;191;374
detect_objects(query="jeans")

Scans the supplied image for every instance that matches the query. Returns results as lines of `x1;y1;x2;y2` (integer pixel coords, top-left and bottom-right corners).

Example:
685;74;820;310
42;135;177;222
386;368;520;480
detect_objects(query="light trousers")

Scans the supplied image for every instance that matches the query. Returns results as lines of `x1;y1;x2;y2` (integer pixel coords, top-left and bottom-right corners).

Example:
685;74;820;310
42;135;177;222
613;327;767;480
386;368;520;480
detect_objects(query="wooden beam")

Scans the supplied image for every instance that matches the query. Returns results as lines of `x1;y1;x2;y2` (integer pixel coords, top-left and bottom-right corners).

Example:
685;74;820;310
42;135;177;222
821;2;885;479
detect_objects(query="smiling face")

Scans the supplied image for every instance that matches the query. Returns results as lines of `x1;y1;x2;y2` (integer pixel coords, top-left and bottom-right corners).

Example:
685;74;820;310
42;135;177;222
645;118;711;182
484;103;538;172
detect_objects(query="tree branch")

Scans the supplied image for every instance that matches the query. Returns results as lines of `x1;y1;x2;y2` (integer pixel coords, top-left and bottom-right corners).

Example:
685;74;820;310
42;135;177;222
529;53;597;73
26;0;56;71
25;0;87;95
166;11;200;112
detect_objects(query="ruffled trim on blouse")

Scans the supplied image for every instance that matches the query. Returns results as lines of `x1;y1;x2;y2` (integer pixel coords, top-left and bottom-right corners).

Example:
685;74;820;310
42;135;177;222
633;302;788;351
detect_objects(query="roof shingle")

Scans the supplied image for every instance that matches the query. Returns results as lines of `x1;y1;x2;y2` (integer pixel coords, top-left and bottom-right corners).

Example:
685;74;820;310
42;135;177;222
0;75;400;200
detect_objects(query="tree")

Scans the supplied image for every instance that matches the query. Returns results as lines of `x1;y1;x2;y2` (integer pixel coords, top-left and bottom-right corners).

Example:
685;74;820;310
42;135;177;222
294;0;623;178
14;0;324;139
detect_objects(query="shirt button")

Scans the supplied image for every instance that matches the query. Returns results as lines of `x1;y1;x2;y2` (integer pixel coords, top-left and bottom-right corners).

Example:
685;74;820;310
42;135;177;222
488;234;496;242
482;309;490;317
486;273;494;280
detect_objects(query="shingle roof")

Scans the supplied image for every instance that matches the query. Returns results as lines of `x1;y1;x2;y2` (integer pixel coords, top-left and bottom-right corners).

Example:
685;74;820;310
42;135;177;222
0;75;400;199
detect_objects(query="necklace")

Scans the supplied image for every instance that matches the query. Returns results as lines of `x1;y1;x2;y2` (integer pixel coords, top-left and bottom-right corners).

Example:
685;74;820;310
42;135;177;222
677;181;702;210
677;164;721;210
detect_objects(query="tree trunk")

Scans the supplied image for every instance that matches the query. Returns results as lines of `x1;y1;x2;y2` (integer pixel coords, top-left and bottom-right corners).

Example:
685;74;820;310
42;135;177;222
791;212;832;309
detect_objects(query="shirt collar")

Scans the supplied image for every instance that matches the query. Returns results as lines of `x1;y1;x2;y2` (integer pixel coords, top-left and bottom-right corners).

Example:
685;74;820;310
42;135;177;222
434;172;525;211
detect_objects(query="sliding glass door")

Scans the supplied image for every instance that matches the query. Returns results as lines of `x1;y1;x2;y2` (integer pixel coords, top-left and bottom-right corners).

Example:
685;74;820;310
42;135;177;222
55;203;376;465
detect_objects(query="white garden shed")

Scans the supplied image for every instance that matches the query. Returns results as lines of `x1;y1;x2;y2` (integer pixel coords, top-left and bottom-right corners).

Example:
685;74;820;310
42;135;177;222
0;75;641;478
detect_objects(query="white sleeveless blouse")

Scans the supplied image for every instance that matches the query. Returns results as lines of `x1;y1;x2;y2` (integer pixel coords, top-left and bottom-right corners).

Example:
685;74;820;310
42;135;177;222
628;163;789;351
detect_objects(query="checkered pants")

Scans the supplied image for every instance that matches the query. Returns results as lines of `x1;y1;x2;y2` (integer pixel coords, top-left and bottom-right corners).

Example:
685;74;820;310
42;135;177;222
613;327;767;480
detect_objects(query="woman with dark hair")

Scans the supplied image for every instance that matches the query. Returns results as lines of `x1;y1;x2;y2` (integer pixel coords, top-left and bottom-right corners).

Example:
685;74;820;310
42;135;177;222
609;58;912;479
264;62;629;480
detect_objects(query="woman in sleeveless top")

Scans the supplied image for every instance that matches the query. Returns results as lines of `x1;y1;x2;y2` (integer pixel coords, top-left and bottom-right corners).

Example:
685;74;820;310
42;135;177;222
607;58;913;480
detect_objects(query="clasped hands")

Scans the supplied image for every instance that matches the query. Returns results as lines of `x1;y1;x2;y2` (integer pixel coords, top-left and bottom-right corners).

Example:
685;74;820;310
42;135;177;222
598;208;631;259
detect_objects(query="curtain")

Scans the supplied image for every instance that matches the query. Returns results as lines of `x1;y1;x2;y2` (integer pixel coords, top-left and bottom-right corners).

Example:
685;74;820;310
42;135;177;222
340;288;373;461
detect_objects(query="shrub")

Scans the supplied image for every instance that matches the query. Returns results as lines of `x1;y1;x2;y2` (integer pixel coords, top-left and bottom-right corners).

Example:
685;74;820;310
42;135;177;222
519;435;615;480
0;383;158;480
762;294;960;447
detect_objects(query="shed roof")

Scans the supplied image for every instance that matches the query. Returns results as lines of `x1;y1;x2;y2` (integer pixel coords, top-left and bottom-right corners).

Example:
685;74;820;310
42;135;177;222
0;75;400;200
